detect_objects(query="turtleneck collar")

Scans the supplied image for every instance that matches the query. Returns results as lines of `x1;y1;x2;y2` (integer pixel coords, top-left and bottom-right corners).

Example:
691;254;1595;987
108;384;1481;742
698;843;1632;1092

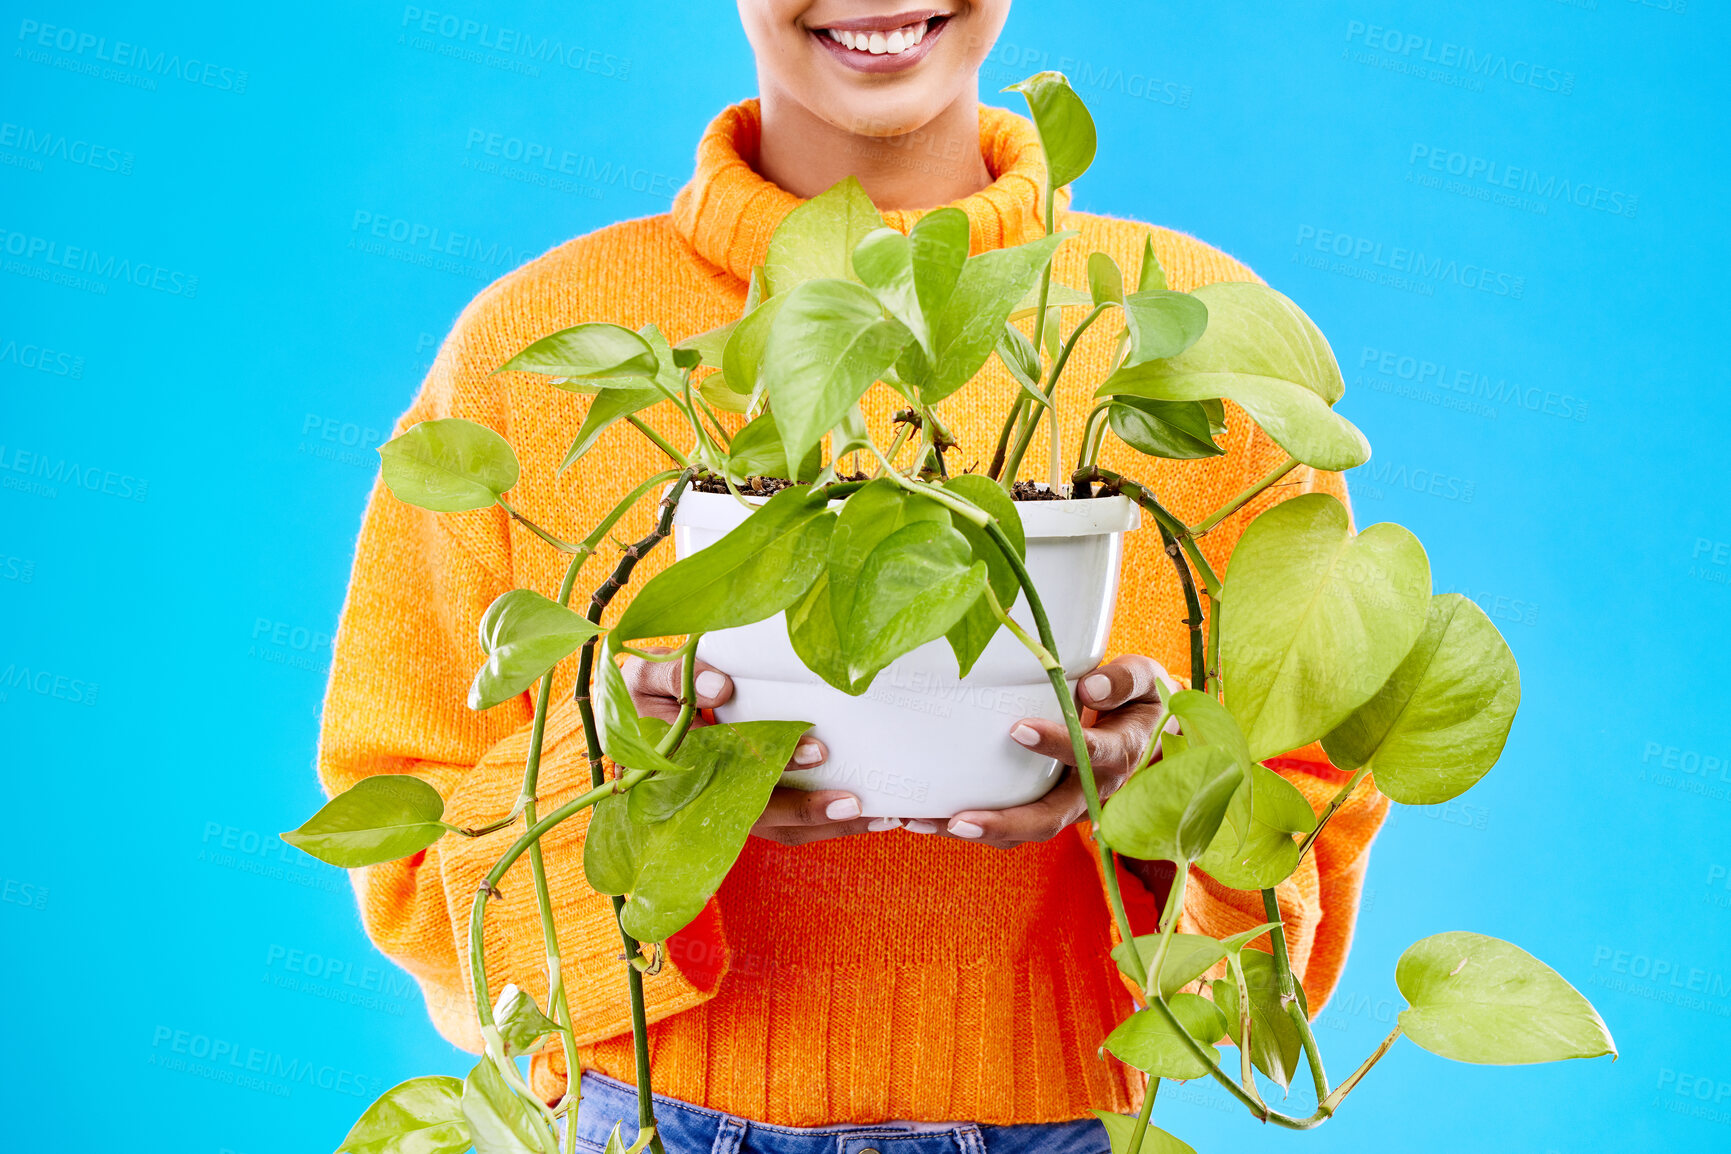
670;97;1067;285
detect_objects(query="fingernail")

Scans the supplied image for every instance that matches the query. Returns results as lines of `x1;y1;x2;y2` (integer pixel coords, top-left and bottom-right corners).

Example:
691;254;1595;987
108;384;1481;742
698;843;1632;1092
904;819;938;834
1010;724;1041;748
694;670;727;702
867;817;902;832
1082;673;1112;703
949;819;984;839
825;797;861;821
792;740;825;766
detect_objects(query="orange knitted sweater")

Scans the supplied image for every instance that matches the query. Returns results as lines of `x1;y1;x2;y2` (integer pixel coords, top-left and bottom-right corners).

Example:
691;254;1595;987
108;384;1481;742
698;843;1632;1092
317;97;1388;1125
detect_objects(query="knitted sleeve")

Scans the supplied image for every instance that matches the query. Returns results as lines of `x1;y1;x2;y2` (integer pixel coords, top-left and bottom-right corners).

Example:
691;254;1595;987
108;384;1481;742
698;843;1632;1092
315;298;727;1056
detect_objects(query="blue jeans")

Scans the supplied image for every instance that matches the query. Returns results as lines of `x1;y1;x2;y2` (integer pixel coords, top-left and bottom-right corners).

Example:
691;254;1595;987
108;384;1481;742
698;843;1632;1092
568;1070;1111;1154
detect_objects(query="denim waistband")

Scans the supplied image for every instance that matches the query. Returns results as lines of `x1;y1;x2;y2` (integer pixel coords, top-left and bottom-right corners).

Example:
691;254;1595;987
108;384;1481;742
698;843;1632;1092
567;1070;1111;1154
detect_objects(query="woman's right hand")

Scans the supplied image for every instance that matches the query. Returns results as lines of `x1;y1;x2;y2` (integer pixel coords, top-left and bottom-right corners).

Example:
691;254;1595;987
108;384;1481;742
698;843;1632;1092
621;650;902;845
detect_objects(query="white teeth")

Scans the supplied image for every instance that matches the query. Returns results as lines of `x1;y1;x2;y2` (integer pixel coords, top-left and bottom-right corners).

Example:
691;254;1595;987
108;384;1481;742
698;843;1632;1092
825;19;930;55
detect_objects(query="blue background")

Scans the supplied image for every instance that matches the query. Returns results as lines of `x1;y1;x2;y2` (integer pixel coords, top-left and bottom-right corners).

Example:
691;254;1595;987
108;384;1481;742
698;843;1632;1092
3;2;1726;1150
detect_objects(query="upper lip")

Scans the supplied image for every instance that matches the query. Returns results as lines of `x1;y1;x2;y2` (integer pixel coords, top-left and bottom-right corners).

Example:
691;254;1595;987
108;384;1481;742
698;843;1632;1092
808;8;950;33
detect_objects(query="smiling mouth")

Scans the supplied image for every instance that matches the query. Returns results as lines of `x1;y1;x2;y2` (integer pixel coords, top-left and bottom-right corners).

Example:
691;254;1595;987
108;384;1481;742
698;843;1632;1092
810;11;952;58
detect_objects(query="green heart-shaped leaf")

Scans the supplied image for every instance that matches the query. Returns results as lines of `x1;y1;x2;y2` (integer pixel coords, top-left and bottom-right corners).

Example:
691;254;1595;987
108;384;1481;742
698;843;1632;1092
493;986;563;1056
1323;594;1520;804
1136;234;1168;291
1100;744;1242;864
760;278;912;467
282;775;446;868
1100;282;1367;469
1111;932;1227;998
919;232;1070;403
380;419;519;513
469;590;604;710
1397;932;1616;1065
842;520;987;684
1103;992;1228;1080
764;175;885;296
557;384;660;474
1092;1110;1195;1154
1195;764;1316;890
1004;71;1097;191
1107;396;1223;460
1120;290;1208;368
1088;251;1125;307
613;485;834;641
1212;950;1309;1090
1219;494;1432;761
615;721;811;942
724;411;823;483
939;474;1026;677
495;322;659;381
461;1058;557;1154
338;1076;470;1154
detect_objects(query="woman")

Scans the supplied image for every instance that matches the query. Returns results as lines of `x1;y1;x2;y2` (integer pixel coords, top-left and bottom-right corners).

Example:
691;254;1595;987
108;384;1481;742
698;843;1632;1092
317;2;1388;1149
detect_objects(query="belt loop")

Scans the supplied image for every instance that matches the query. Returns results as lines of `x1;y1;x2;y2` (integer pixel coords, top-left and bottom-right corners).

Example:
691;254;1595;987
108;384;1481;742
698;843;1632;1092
710;1114;747;1154
954;1123;988;1154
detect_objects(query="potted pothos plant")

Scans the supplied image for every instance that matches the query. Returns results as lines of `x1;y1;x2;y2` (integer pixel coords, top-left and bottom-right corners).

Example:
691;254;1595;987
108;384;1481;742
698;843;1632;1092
285;72;1614;1154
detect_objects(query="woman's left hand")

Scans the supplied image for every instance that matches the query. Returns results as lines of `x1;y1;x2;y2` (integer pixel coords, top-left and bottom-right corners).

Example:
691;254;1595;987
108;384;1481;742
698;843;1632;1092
911;654;1180;849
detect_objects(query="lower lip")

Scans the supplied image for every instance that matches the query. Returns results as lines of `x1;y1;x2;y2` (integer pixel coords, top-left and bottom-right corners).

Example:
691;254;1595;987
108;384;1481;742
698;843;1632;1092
811;20;946;74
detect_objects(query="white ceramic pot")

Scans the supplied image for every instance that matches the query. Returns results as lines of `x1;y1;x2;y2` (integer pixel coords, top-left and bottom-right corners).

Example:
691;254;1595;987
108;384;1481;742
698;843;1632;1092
671;489;1140;818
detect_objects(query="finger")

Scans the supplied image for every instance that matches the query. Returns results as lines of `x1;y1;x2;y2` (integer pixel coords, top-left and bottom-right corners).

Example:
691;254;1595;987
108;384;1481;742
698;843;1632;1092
788;736;827;771
755;787;865;829
752;817;888;846
939;771;1088;849
1077;654;1177;711
621;649;734;708
1008;715;1140;776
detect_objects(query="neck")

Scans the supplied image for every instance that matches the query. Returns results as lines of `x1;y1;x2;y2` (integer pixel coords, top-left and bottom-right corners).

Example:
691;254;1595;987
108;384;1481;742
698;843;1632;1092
754;88;994;210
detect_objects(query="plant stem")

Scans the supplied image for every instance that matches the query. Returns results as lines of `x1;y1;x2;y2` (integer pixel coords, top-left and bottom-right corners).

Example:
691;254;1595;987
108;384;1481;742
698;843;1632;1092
567;472;692;1154
519;549;590;1140
1143;866;1189;999
1124;1077;1159;1154
1261;887;1330;1103
1154;520;1205;691
1074;467;1219;595
1295;763;1372;864
652;637;701;756
1226;951;1266;1109
1000;303;1112;488
979;517;1142;973
1192;455;1299;537
1318;1025;1402;1116
625;415;689;467
496;496;582;553
987;397;1028;481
